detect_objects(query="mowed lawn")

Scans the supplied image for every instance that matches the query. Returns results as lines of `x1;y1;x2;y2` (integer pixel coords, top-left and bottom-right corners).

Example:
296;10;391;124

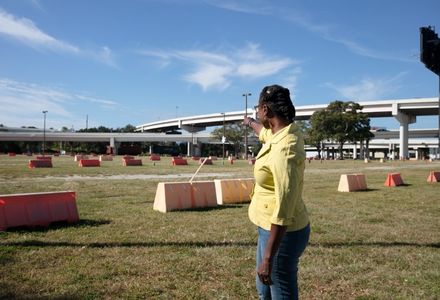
0;155;439;299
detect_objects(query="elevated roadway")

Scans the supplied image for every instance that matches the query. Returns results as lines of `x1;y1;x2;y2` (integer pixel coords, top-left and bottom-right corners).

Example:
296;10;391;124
0;128;438;158
136;97;440;158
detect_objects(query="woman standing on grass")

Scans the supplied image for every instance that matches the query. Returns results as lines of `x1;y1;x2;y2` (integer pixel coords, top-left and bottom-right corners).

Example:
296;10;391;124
244;84;310;300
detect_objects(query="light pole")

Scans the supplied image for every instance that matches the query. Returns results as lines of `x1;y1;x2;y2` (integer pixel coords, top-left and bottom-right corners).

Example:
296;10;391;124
42;110;48;156
242;92;251;160
221;113;226;164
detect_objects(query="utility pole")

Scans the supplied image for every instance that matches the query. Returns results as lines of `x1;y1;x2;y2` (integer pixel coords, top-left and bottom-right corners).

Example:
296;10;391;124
42;110;48;156
221;113;226;164
242;92;251;160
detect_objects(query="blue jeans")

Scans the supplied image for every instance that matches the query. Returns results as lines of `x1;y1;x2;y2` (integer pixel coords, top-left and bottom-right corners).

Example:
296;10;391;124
256;224;310;300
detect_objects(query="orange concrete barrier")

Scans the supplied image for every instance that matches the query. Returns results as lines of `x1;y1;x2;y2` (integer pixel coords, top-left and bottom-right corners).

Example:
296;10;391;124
214;178;254;205
199;158;212;165
427;171;440;183
172;157;188;165
78;159;100;167
36;156;52;160
123;158;142;166
123;155;135;160
0;191;79;231
384;173;404;187
99;155;113;161
149;154;161;161
153;181;217;212
8;152;16;156
338;174;367;192
28;159;53;168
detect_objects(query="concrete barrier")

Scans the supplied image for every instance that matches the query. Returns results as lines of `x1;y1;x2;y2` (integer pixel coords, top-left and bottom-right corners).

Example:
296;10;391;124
338;174;367;192
36;156;52;160
199;158;213;165
214;178;254;205
153;181;217;212
99;155;113;161
384;173;404;187
248;158;256;165
172;157;188;165
427;171;440;183
123;158;142;166
28;159;53;168
79;159;100;167
0;191;79;231
149;154;161;161
8;152;16;156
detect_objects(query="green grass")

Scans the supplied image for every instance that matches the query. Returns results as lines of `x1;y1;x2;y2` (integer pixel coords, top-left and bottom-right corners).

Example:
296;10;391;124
0;155;439;299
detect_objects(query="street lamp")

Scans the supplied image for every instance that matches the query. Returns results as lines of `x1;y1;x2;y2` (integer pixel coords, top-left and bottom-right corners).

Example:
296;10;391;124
221;113;226;164
242;92;251;160
42;110;48;156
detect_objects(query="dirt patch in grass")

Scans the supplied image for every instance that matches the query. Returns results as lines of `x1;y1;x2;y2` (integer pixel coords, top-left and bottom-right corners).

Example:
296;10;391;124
0;172;237;182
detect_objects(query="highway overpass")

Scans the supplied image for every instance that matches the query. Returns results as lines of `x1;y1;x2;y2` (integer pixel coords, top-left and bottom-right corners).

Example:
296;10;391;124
136;97;440;159
0;127;438;159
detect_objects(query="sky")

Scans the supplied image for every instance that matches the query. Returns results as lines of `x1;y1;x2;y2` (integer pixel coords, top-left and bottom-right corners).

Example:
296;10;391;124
0;0;439;132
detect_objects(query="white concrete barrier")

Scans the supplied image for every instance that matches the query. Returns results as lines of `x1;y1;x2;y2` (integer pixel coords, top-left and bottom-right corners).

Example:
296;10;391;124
214;178;254;205
338;174;367;192
153;181;217;213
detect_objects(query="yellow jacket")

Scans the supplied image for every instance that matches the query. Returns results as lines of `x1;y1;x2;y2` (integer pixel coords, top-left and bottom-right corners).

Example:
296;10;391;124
248;123;309;231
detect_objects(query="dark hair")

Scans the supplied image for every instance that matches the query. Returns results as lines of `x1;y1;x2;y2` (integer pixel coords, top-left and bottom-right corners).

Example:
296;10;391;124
259;84;296;123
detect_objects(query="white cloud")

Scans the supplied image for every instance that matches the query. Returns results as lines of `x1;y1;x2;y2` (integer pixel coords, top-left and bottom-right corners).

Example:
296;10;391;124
0;8;118;67
324;72;407;100
139;43;297;91
185;64;233;91
89;46;118;68
0;8;80;54
206;0;413;62
0;78;118;128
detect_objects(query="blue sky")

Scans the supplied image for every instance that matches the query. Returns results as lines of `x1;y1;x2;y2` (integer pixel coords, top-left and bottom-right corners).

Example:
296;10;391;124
0;0;439;131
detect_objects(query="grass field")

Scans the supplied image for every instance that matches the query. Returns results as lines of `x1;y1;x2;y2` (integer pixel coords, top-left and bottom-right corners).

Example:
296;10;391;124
0;155;439;299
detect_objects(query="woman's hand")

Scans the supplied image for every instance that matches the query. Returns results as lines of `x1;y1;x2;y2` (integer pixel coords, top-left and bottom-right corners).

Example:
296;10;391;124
258;224;287;286
243;116;254;127
257;258;273;285
244;116;263;135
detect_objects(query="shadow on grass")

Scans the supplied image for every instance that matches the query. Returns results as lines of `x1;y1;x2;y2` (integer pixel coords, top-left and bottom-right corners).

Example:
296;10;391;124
0;291;85;300
0;239;255;248
361;188;381;192
309;241;440;248
172;204;245;212
2;239;439;249
3;219;111;233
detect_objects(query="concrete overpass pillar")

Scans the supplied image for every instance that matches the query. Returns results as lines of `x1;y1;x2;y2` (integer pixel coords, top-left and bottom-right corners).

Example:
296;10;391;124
149;145;153;155
187;142;192;156
353;143;357;160
399;123;409;160
109;137;116;155
110;137;120;155
392;104;416;160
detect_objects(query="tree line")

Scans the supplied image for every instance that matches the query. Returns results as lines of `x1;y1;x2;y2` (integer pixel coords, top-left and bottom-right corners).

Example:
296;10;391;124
2;100;373;158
